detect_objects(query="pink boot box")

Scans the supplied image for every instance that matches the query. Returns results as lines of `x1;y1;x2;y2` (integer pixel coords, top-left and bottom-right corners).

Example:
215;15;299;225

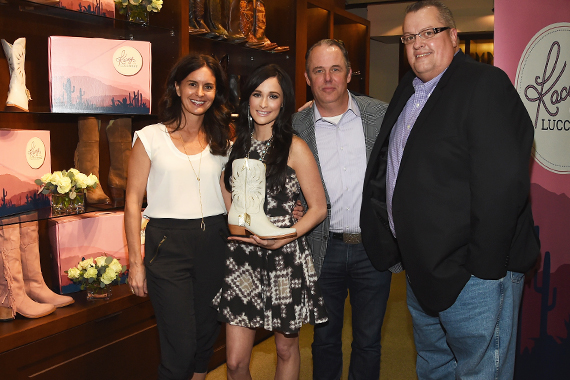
0;129;51;219
48;210;129;294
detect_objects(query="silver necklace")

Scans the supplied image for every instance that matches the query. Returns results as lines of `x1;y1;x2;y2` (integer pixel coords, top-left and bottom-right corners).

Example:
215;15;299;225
246;132;273;163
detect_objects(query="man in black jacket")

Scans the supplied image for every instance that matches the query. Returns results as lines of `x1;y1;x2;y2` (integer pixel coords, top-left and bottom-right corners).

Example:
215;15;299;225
361;1;540;379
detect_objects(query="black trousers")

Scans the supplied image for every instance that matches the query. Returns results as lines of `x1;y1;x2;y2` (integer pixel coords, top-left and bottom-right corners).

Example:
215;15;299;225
144;215;228;380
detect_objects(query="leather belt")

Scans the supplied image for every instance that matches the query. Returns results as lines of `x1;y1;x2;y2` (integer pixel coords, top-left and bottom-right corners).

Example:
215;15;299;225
330;232;362;244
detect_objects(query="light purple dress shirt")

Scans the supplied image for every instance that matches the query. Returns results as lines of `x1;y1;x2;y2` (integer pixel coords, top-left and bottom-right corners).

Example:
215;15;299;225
386;70;446;237
315;94;367;234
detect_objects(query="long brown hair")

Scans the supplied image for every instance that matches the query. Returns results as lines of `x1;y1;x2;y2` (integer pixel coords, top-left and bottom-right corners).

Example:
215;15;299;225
158;54;231;156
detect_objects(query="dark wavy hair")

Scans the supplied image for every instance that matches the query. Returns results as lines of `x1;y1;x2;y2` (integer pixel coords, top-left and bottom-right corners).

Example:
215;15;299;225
158;54;231;156
224;64;296;192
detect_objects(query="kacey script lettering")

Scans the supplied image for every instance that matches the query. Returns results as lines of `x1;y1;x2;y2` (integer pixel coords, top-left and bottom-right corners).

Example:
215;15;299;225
115;50;138;67
27;141;43;160
524;41;569;129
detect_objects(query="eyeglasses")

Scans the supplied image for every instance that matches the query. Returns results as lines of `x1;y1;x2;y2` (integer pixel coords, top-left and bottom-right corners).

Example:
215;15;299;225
401;27;451;45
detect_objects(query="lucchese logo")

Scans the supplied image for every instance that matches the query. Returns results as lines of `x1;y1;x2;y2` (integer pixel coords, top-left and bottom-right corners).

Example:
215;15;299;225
26;137;46;169
112;45;143;76
516;23;570;174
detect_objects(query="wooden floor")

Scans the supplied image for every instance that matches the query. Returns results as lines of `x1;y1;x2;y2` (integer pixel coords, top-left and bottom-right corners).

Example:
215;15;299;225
206;271;417;379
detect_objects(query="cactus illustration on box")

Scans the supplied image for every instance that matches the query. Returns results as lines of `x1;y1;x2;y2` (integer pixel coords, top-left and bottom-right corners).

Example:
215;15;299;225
2;188;7;207
534;251;557;339
63;78;75;106
77;88;85;106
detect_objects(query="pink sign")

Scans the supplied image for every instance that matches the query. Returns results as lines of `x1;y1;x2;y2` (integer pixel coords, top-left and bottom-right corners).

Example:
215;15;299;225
495;1;570;378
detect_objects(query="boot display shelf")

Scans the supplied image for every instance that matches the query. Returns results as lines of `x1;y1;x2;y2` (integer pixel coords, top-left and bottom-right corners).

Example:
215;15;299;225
0;284;161;379
0;203;124;226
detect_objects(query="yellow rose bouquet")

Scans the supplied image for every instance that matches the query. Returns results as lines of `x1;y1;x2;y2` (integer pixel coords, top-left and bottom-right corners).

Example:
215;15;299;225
66;255;127;300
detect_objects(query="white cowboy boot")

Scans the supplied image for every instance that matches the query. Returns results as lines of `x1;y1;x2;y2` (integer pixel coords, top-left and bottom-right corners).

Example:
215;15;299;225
228;158;296;239
1;38;32;112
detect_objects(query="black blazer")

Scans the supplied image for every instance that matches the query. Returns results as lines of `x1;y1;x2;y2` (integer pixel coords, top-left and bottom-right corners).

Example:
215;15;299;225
361;51;540;314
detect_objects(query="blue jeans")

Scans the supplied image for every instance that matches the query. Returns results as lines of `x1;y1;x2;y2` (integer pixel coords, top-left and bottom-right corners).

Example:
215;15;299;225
407;271;525;380
312;237;392;380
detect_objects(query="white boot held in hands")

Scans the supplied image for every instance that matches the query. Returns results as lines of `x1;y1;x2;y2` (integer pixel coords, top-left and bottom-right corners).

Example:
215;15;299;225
1;38;32;112
228;158;296;239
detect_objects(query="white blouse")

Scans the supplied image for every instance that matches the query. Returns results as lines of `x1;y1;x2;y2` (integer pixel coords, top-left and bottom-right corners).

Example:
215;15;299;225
134;123;228;219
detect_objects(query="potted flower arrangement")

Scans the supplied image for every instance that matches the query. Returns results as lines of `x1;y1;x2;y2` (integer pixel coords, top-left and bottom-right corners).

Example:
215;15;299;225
35;168;99;215
115;0;164;24
66;255;127;300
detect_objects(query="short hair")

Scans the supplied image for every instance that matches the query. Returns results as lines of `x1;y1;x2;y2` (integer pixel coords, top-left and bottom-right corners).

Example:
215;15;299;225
405;0;456;29
305;39;351;73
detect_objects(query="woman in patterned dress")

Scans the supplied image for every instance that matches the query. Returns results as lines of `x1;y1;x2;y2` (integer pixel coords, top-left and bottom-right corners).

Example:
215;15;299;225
213;64;328;379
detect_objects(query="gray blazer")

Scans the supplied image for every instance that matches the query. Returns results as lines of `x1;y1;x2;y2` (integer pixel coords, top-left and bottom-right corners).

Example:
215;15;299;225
292;93;388;277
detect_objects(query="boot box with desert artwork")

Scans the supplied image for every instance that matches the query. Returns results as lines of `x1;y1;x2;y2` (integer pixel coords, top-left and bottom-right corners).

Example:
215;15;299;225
59;0;115;17
49;36;151;114
49;210;129;294
0;129;51;219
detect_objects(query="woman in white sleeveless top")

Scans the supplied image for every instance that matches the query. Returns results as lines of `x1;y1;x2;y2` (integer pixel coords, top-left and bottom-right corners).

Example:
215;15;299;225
125;54;232;380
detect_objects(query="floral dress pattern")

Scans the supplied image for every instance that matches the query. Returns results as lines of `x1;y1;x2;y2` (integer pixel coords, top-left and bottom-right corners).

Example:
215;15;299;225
212;139;328;334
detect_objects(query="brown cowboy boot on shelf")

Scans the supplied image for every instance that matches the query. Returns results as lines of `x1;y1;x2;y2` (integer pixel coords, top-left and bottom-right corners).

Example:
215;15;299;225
251;0;277;51
204;0;229;40
106;118;132;207
241;0;263;48
19;221;74;308
75;116;111;205
194;0;211;34
0;224;56;321
226;0;246;43
189;0;209;35
242;0;263;48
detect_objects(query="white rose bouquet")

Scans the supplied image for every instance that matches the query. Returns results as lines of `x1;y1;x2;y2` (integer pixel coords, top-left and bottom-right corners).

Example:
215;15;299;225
35;168;98;199
66;255;127;293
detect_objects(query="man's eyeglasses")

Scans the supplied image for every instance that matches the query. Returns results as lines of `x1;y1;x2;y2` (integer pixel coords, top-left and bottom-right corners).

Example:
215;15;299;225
400;27;450;45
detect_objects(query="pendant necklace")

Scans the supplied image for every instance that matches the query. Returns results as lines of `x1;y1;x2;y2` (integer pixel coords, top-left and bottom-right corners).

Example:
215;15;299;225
246;131;273;163
173;130;206;231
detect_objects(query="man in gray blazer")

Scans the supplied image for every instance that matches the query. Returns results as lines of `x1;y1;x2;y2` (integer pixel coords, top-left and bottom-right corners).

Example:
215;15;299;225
292;39;393;380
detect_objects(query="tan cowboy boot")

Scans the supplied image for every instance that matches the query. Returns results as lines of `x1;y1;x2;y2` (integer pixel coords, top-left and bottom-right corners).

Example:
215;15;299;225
189;0;209;35
75;116;111;205
226;0;246;43
20;221;74;308
0;224;56;321
227;158;296;239
205;0;229;39
106;118;132;207
1;38;32;111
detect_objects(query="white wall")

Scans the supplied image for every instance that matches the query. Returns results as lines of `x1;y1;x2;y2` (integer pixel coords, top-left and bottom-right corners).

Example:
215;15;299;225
370;40;400;103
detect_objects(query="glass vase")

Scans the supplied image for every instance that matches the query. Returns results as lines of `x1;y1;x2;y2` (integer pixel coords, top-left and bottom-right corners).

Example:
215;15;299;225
127;5;149;25
71;192;85;214
51;192;85;216
86;284;112;301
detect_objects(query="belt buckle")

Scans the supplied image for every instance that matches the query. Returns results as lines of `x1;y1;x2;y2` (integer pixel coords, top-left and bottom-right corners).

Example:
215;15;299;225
343;233;361;244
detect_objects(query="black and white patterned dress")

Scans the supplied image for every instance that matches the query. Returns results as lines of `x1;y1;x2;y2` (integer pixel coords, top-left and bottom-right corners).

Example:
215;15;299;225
212;139;328;334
